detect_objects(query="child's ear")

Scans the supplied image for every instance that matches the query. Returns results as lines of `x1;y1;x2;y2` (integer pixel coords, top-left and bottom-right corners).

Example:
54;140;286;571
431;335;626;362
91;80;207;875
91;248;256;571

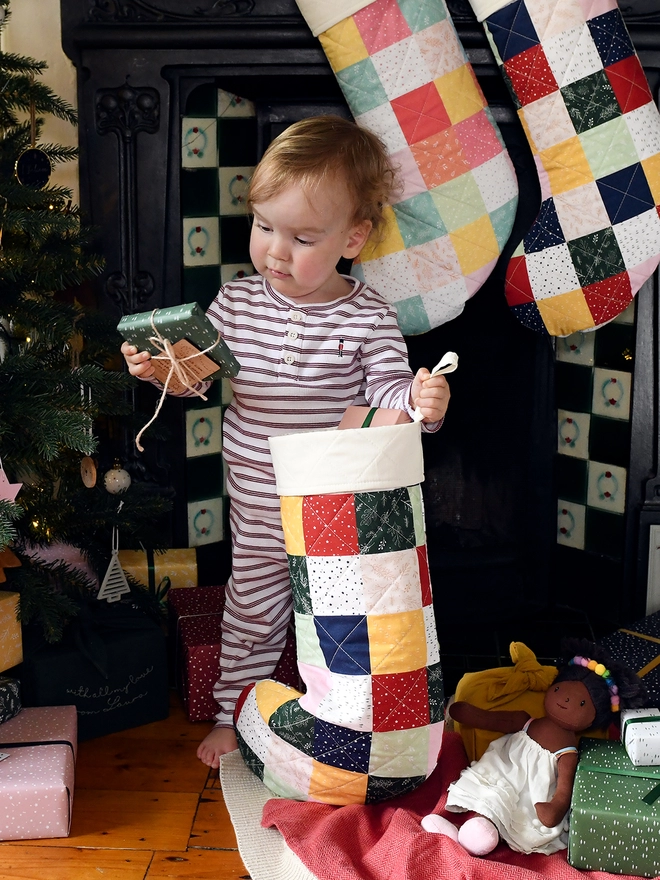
343;220;372;259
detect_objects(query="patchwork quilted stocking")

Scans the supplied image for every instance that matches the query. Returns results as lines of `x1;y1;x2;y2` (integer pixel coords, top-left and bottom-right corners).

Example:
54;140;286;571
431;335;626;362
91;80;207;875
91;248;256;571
468;0;660;336
294;0;519;335
234;422;445;805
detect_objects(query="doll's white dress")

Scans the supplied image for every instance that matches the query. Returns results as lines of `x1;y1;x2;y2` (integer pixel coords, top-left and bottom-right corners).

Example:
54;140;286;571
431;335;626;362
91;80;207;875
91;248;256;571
445;719;577;854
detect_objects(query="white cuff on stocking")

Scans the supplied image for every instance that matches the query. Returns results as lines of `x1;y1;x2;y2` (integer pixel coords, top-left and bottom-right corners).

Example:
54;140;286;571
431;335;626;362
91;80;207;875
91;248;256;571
295;0;377;36
467;0;516;21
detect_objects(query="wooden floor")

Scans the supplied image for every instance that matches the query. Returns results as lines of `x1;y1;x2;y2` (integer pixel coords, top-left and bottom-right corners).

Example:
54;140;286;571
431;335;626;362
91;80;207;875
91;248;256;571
0;692;249;880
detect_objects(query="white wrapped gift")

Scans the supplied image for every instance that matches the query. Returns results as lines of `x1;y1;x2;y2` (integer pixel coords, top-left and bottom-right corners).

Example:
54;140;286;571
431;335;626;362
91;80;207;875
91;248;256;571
621;707;660;766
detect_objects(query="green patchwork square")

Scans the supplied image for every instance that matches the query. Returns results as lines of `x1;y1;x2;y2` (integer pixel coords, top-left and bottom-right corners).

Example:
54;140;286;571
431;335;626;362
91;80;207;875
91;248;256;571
295;611;327;668
561;70;620;136
430;173;487;232
567;226;625;287
355;489;416;554
366;773;426;804
579;116;638;180
392;192;446;248
336;58;389;116
268;699;316;757
369;727;430;777
395;296;432;336
288;554;311;615
400;0;447;32
427;661;445;723
407;484;426;547
490;198;519;249
236;730;264;780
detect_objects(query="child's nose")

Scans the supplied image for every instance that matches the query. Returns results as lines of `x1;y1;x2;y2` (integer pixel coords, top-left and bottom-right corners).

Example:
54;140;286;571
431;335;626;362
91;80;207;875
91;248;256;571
268;236;289;261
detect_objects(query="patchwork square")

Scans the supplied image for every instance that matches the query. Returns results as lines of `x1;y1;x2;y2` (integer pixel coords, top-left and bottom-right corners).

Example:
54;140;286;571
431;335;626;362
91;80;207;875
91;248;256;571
366;773;427;804
408;237;464;291
369;727;430;777
624;102;660;162
360;548;422;614
525;242;582;299
523;198;565;253
536;290;595;336
503;44;559;107
427;662;445;722
449;214;500;274
399;0;447;33
336;58;390;116
414;19;465;79
605;55;653;115
470;152;520;211
424;606;441;666
561;69;621;135
539;136;594;196
543;24;604;89
372;668;431;731
392;192;447;247
434;65;487;126
417;545;432;607
567;225;625;287
596;163;656;225
319;17;370;73
371;35;431;101
368;609;427;675
553;181;611;240
388;145;431;202
315;615;371;675
587;9;635;68
303;493;360;556
281;495;305;556
268;699;316;757
312;719;372;773
510;301;547;334
411;130;472;188
408;484;426;546
579;116;638;180
307;555;365;616
288;553;311;614
295;611;329;670
486;0;540;63
614;208;660;267
312;672;373;731
357;101;409;154
506;253;535;305
236;730;265;781
353;0;412;54
583;272;633;326
391;82;451;145
358;205;406;262
521;90;577;154
420;279;470;327
430;172;488;233
454;109;506;167
309;760;369;805
355;488;416;554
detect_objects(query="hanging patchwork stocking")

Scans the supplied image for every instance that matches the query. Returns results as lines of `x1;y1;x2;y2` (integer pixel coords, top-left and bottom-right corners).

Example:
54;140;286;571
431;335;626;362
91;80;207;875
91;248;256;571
294;0;519;335
466;0;660;336
234;421;444;805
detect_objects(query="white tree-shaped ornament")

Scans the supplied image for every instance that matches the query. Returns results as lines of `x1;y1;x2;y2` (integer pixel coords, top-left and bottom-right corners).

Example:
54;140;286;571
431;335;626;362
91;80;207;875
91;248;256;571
98;527;131;603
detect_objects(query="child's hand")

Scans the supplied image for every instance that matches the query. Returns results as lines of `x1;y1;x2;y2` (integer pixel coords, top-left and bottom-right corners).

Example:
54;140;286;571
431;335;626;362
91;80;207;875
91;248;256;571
411;367;450;423
121;341;156;380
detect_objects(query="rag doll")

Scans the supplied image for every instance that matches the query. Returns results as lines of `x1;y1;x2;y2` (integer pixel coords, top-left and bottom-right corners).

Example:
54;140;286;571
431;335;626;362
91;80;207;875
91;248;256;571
422;638;646;857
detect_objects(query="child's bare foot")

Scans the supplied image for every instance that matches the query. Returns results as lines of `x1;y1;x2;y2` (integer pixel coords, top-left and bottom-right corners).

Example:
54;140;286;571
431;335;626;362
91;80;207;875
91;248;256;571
197;726;238;769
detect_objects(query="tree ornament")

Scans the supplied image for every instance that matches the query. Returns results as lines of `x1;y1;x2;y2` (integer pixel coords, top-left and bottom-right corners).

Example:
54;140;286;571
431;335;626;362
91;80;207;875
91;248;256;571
97;527;131;603
0;547;21;584
15;76;52;189
0;457;21;503
104;460;131;494
80;456;97;488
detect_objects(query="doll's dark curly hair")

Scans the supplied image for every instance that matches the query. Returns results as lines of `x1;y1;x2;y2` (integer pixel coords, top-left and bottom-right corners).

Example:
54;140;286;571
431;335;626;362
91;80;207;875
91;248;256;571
554;638;647;730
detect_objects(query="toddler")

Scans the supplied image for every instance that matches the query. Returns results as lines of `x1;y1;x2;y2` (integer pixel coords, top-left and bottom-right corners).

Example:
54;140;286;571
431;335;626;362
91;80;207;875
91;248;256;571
122;115;451;768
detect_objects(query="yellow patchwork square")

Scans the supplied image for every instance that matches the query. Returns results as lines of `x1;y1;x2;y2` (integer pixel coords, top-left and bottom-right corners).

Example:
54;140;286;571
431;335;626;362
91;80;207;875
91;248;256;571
539;138;594;196
357;206;405;263
537;290;595;337
449;214;500;275
309;760;368;805
319;18;369;73
434;66;486;126
642;154;660;205
254;679;299;724
368;609;426;675
280;495;305;556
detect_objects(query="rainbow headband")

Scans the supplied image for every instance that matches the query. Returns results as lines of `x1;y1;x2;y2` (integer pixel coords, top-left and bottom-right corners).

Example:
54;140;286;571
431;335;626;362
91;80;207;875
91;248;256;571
569;656;620;712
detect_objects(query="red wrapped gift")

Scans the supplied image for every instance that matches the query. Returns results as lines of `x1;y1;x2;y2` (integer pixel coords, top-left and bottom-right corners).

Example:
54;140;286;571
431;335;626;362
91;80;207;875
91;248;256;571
0;705;77;841
169;586;302;722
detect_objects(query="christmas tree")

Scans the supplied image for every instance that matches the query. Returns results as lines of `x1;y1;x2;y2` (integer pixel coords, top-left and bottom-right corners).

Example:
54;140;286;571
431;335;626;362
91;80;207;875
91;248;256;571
0;2;171;641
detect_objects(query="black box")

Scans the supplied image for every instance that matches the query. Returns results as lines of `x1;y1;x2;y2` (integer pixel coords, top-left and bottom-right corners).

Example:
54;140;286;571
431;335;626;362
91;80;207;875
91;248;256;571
599;610;660;706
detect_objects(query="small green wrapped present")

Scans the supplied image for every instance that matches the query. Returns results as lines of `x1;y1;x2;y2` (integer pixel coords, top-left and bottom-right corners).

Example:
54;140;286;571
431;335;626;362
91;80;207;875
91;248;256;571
117;303;240;394
568;738;660;877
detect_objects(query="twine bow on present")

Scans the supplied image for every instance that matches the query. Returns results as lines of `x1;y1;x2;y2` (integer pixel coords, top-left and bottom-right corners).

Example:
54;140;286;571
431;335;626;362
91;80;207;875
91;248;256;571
135;310;221;452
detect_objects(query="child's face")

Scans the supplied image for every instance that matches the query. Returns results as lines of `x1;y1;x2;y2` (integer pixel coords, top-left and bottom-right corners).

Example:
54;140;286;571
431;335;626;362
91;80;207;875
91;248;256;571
249;177;371;304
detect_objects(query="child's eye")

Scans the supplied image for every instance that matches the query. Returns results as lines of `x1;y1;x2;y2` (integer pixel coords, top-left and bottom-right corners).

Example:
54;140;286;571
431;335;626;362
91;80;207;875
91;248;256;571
295;237;314;246
256;223;272;233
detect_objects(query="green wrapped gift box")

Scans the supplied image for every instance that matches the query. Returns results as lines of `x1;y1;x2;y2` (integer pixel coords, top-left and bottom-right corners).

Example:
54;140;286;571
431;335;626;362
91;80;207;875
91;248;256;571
117;302;240;392
568;738;660;877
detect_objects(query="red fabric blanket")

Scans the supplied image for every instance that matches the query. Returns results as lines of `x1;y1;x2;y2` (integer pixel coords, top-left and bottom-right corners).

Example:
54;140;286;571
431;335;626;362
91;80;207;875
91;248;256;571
262;731;656;880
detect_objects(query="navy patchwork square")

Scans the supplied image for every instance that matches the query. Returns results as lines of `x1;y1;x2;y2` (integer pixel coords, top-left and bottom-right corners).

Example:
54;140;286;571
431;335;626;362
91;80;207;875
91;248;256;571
596;163;656;225
312;719;372;773
288;554;312;615
315;615;371;675
567;226;625;288
486;0;540;63
365;774;427;804
269;700;316;757
523;199;565;253
355;489;416;555
587;9;635;69
509;301;548;335
561;70;621;135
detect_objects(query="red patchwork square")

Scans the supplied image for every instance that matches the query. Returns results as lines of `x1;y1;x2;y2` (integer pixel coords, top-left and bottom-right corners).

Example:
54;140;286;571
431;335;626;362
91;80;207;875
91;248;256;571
372;669;430;731
505;255;534;306
504;45;558;107
354;0;412;54
583;271;633;326
303;494;360;557
392;83;451;145
606;55;653;115
411;130;471;189
417;546;432;608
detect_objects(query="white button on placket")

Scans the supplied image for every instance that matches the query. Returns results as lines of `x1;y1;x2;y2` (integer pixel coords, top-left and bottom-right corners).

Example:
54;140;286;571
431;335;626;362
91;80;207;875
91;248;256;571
290;311;303;322
287;330;298;340
284;354;295;365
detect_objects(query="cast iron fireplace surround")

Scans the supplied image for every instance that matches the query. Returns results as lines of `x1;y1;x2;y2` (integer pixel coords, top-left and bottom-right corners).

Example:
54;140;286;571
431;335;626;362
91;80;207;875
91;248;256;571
60;0;660;652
